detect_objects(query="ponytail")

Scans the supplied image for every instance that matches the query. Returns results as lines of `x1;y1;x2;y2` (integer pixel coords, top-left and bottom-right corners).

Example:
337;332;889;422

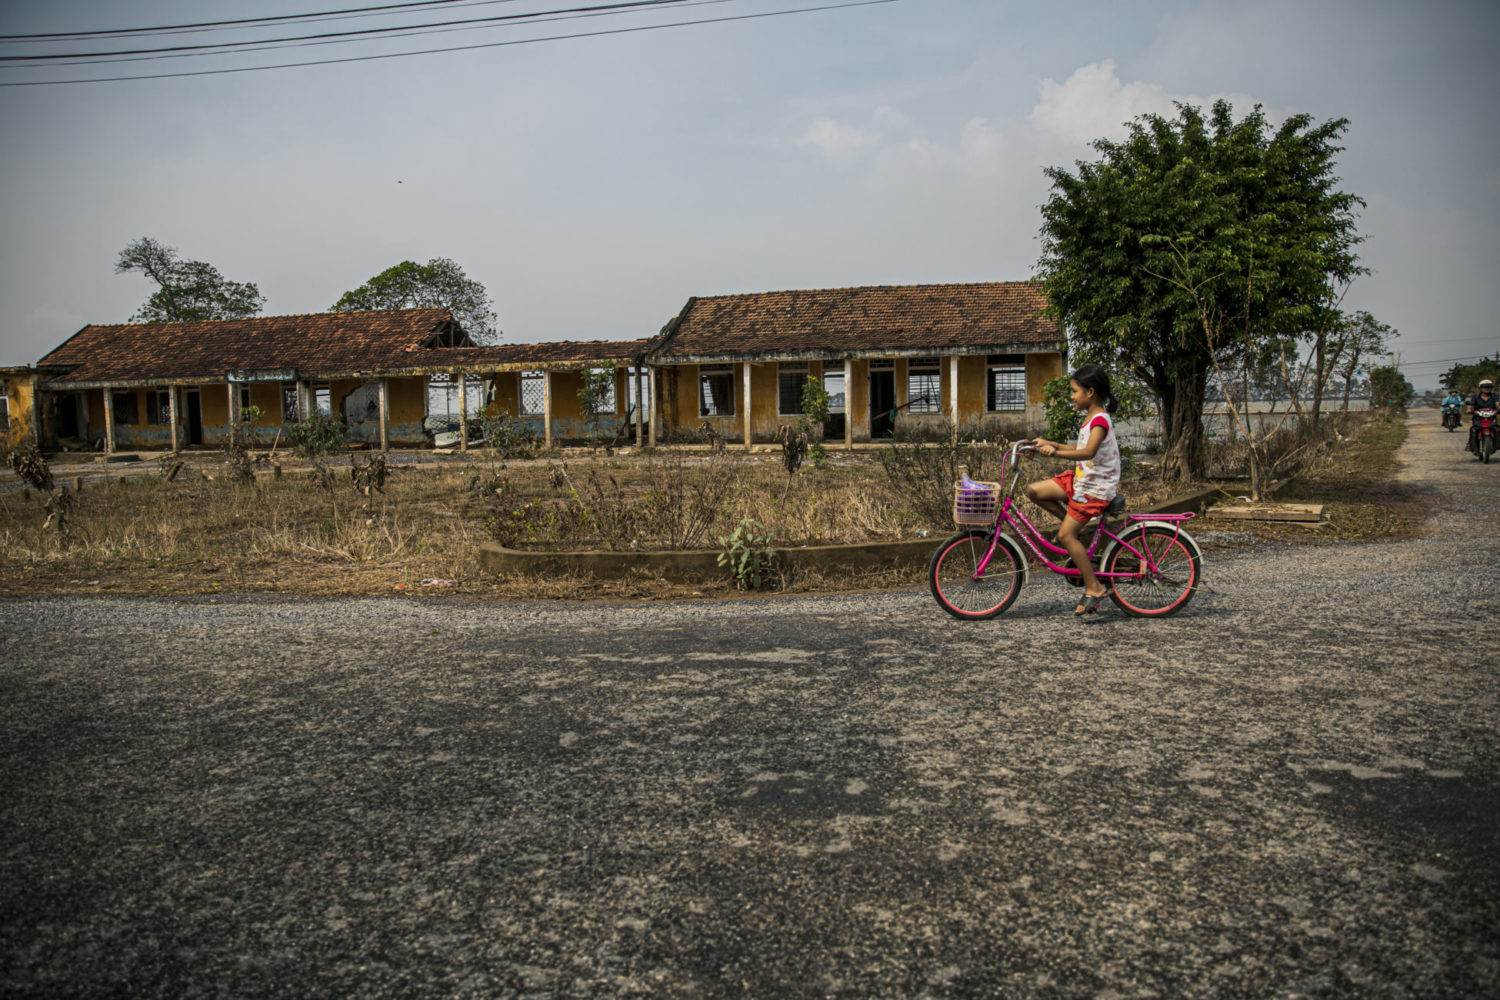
1071;364;1117;415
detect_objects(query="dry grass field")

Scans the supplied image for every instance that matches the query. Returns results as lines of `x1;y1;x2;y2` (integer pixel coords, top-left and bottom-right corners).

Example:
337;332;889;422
0;414;1412;601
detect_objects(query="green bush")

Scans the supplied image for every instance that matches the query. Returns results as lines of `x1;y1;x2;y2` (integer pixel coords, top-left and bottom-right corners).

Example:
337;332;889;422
479;410;542;460
718;518;774;590
284;412;347;458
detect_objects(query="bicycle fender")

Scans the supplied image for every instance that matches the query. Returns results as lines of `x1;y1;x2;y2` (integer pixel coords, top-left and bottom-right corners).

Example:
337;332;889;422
991;532;1030;589
1099;520;1204;568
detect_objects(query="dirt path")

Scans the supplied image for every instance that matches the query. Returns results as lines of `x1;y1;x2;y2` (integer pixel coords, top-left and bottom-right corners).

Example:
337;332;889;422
1;412;1496;998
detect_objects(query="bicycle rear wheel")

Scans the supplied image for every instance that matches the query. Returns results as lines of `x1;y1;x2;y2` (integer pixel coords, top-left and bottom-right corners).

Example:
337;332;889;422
929;529;1023;620
1104;524;1201;618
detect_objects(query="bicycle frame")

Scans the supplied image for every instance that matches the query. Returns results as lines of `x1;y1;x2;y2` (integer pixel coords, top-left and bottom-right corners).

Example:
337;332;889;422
969;442;1188;582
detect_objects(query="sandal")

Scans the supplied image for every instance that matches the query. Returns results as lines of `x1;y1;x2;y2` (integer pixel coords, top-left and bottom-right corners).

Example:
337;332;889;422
1074;591;1107;616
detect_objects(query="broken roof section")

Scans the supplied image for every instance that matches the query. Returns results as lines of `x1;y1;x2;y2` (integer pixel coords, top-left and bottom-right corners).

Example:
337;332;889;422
649;281;1063;364
36;308;648;388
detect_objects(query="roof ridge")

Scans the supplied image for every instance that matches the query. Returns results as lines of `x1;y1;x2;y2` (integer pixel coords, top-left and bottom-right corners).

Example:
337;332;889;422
77;305;452;330
695;280;1042;301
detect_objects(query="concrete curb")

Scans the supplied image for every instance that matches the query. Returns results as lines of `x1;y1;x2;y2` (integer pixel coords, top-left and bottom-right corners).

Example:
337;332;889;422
475;489;1233;583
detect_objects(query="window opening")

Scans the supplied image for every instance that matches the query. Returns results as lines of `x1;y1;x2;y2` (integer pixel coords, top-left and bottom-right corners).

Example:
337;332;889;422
777;362;809;416
520;371;546;416
281;383;301;423
906;358;941;413
111;391;139;425
584;368;617;415
986;356;1026;412
822;371;846;413
699;365;735;417
624;366;651;419
143;390;171;425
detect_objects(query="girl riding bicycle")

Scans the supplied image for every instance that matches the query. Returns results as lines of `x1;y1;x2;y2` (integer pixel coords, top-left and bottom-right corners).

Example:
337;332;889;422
1025;365;1121;616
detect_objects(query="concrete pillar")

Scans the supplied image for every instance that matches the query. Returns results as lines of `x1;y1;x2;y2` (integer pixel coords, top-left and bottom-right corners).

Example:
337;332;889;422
543;370;553;449
456;370;468;453
227;382;239;440
297;381;312;422
648;367;658;448
169;386;180;453
102;388;116;454
378;378;389;452
634;366;644;447
844;359;854;452
741;361;752;451
949;355;960;442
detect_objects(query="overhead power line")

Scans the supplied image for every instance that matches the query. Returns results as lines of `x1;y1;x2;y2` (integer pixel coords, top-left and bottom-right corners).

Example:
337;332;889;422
0;0;494;41
0;0;704;61
0;0;897;87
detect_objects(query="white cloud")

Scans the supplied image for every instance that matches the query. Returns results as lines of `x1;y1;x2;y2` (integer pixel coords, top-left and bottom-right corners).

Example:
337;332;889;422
796;118;882;158
1028;59;1174;144
872;105;910;127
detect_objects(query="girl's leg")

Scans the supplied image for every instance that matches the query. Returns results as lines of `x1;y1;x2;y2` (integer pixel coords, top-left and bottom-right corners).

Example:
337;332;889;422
1058;514;1108;608
1025;479;1069;522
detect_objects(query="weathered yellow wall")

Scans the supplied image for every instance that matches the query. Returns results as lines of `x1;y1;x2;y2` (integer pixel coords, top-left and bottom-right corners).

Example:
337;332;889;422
1027;352;1063;403
958;356;987;425
848;360;869;441
490;372;521;417
3;377;37;449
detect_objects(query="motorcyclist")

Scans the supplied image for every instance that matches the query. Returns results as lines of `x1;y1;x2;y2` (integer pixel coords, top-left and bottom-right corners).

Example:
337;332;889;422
1442;389;1464;428
1467;378;1497;453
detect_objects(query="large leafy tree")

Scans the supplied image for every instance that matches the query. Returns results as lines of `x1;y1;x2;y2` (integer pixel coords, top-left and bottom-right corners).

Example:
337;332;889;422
331;258;499;344
115;237;266;323
1037;101;1364;480
1439;354;1500;396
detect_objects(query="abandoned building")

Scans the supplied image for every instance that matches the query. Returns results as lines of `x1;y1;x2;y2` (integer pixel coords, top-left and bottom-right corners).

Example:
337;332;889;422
645;281;1063;448
1;281;1063;454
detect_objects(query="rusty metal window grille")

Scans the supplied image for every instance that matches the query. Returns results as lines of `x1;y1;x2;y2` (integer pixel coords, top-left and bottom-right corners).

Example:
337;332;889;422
0;393;8;432
520;371;545;415
907;358;940;413
281;384;301;423
699;366;734;417
986;358;1026;412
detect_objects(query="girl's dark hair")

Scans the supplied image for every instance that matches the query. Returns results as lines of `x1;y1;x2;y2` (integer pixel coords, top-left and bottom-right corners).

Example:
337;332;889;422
1071;364;1117;415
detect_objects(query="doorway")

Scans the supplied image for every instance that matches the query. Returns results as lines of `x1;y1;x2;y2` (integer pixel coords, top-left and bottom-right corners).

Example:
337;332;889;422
869;370;895;439
185;390;204;446
55;392;81;440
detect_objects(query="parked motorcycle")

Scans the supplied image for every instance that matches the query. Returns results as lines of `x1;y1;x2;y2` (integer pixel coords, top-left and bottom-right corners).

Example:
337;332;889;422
1475;407;1497;463
1442;402;1462;431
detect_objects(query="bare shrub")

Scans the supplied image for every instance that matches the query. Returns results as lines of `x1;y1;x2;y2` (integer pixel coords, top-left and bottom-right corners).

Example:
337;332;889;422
876;431;1009;527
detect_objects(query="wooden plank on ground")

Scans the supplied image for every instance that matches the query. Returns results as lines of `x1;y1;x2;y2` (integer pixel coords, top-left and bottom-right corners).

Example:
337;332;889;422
1213;502;1324;523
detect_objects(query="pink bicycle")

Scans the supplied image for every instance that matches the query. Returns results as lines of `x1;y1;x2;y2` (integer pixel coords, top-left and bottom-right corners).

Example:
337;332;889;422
928;441;1203;620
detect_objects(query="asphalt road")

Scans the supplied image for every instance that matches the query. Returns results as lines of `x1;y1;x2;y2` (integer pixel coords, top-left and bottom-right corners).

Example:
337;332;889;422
2;412;1496;999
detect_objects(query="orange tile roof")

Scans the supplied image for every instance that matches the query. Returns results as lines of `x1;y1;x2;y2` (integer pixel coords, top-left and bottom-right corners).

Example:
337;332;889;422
651;282;1060;361
36;310;646;384
40;308;457;384
432;339;650;367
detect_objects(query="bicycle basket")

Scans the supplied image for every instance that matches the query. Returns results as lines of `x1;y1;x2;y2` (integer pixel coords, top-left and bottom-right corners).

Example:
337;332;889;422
953;480;1002;525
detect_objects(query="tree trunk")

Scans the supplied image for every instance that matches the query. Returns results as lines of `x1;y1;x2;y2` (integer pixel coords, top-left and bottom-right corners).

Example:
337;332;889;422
1310;329;1326;424
1160;367;1209;482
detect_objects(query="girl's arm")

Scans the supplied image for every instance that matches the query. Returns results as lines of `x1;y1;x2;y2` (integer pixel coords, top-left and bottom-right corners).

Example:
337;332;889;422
1037;423;1107;460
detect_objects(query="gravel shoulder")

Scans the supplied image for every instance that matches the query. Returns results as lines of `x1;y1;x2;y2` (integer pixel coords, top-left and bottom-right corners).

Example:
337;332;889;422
2;412;1496;998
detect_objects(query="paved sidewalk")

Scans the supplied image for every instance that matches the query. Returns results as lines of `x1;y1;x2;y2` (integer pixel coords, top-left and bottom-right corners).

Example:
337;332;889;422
1;412;1496;998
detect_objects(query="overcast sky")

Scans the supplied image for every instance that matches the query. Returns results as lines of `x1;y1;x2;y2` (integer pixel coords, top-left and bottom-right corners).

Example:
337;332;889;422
2;0;1496;388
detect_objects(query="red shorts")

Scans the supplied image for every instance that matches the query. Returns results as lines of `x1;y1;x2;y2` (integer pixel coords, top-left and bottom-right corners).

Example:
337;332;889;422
1050;471;1112;524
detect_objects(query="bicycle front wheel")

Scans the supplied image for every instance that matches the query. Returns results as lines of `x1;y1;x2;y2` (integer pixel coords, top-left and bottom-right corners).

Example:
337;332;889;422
929;529;1023;620
1104;524;1201;618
